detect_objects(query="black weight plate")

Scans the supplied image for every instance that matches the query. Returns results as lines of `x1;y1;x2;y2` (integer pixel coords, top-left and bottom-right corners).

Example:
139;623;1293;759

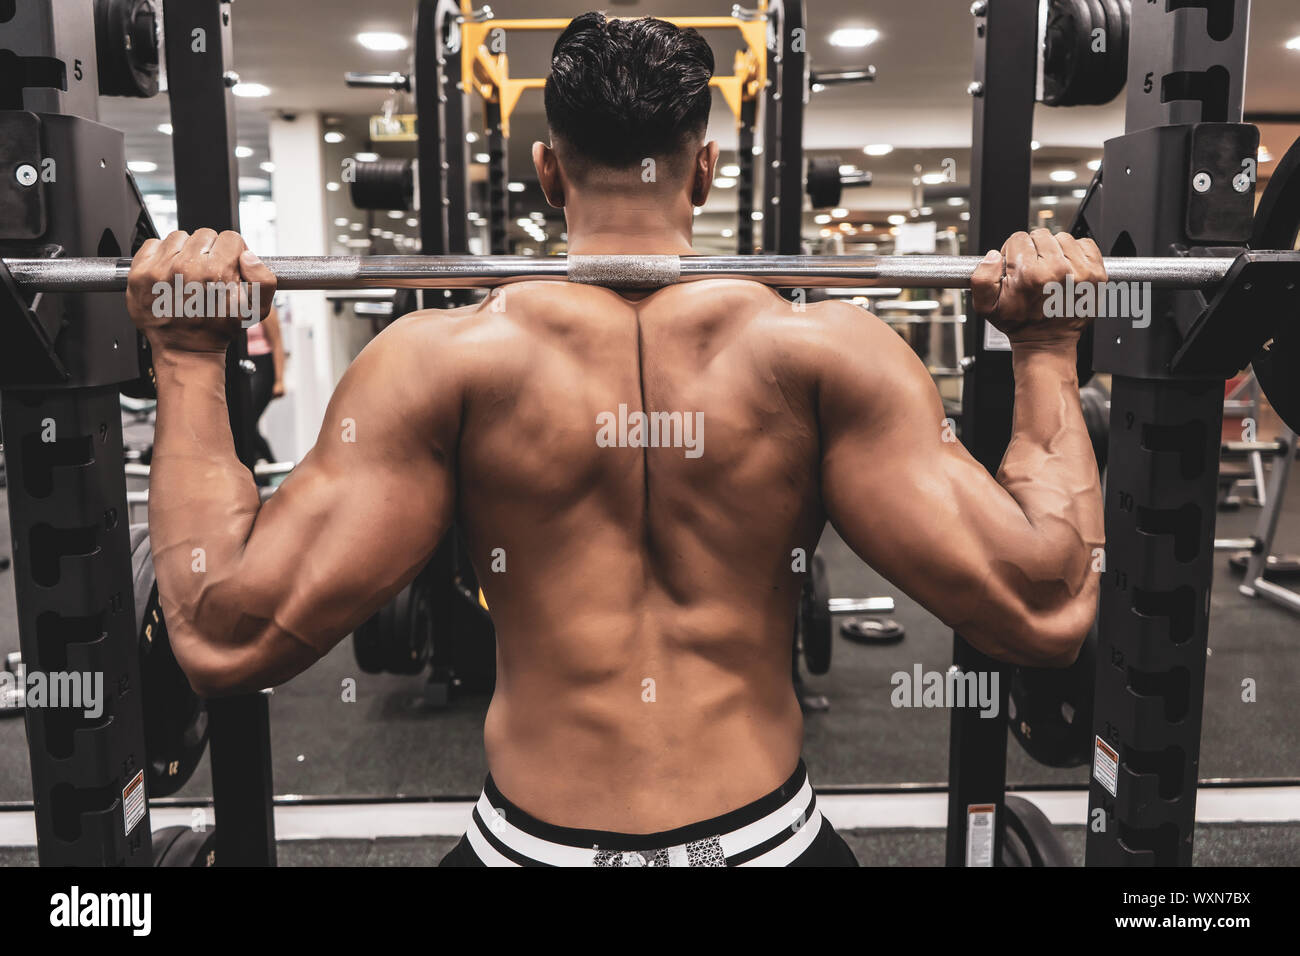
1076;0;1108;104
800;554;832;675
1041;0;1084;107
840;618;906;645
152;825;217;867
1228;551;1300;580
806;157;843;209
1002;795;1073;866
1248;133;1300;432
131;526;209;799
352;610;387;674
388;580;433;676
1008;621;1097;768
448;577;496;694
1094;0;1128;105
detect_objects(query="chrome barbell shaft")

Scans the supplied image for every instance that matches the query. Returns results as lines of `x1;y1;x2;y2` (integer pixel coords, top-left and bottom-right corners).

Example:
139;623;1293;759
1;253;1237;293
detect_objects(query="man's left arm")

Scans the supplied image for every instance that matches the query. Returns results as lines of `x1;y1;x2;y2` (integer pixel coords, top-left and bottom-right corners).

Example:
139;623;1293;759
130;230;460;695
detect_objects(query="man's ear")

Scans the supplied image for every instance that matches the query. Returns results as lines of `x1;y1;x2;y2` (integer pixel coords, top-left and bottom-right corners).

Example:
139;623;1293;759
691;141;720;207
533;141;565;208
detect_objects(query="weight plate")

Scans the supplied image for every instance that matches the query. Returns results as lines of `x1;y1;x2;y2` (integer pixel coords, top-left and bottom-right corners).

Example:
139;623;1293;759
152;825;218;867
839;618;906;645
1008;621;1096;768
799;554;833;675
131;525;209;799
1227;551;1300;580
1001;795;1073;866
352;610;388;674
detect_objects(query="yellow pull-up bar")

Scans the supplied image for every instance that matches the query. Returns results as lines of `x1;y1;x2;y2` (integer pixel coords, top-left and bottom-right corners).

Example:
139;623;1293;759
458;2;770;137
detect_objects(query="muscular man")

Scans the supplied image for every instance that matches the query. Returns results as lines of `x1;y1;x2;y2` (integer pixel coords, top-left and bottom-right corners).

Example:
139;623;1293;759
127;14;1103;867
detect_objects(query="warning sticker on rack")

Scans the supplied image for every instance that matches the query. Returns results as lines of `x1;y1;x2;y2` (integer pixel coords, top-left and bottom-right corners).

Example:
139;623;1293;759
123;769;146;836
966;803;996;867
1093;736;1119;797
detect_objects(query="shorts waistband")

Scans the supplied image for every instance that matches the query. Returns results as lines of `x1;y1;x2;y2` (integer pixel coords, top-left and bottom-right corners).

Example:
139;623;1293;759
464;761;822;867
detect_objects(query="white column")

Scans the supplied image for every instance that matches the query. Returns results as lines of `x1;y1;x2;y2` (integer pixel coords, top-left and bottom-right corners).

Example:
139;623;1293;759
266;111;333;461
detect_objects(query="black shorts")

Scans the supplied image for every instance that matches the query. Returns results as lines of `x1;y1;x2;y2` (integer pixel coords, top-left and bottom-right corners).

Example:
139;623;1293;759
439;760;858;867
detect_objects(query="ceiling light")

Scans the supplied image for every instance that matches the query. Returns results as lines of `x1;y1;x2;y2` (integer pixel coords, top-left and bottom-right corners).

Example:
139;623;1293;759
814;213;832;224
354;152;379;162
960;211;971;221
831;207;848;219
388;210;404;219
530;212;545;220
720;164;741;177
1050;169;1077;182
231;82;270;98
127;160;157;173
1259;145;1274;163
334;217;348;226
507;182;526;193
1030;140;1042;151
829;27;879;48
326;182;340;192
1072;189;1087;199
466;132;479;143
260;162;275;173
947;197;964;206
1087;158;1102;171
811;83;826;93
721;229;734;238
474;152;490;163
920;206;933;216
324;131;345;144
693;207;702;216
887;214;906;225
1287;36;1300;50
350;223;362;231
516;218;532;227
838;164;860;176
1041;195;1060;205
234;146;253;158
921;172;946;185
407;218;419;227
357;32;408;52
820;228;832;238
863;144;893;156
751;211;763;221
157;123;172;135
714;176;737;188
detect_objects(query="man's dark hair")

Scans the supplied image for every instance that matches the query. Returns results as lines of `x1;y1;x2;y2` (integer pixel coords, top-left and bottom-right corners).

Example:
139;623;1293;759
544;13;714;169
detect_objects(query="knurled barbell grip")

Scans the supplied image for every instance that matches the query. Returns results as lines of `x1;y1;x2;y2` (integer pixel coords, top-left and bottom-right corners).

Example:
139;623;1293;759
0;253;1239;293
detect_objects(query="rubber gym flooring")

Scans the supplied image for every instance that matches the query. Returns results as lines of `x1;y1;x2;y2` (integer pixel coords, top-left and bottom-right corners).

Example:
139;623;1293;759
1;459;1297;863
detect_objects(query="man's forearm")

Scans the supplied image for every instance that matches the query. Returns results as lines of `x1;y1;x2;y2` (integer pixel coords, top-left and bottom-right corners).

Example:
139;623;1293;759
148;347;263;639
998;344;1105;616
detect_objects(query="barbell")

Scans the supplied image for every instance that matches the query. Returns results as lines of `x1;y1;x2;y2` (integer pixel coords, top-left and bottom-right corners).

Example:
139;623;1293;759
1;253;1241;293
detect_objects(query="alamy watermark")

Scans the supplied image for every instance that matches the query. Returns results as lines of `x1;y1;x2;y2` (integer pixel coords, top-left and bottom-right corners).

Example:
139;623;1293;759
595;404;704;459
1043;276;1152;328
150;275;263;327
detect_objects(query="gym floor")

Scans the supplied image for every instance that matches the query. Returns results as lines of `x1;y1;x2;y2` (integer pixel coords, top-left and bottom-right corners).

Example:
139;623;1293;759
2;459;1296;864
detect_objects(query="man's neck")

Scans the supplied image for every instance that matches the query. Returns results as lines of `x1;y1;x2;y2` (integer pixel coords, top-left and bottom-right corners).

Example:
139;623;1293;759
562;198;697;257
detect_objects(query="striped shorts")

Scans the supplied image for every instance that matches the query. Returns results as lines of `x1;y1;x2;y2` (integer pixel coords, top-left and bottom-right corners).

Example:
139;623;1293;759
439;760;858;867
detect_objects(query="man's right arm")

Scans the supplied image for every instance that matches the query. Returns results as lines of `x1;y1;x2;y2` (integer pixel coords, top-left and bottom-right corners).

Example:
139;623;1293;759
817;230;1105;666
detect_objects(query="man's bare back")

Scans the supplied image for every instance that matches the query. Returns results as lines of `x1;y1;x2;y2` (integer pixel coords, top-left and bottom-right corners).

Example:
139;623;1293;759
455;279;824;830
